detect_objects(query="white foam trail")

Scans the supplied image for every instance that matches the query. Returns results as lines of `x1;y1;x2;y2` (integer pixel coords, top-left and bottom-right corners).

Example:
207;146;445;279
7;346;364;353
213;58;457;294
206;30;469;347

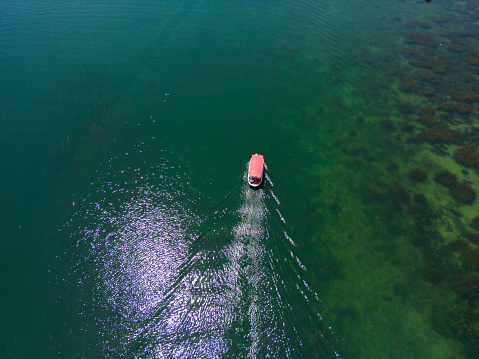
265;173;273;187
284;231;296;246
230;185;268;358
270;190;280;205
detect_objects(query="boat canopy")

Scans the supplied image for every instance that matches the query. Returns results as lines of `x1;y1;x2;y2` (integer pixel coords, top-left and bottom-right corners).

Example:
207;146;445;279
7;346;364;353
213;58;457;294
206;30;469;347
249;154;264;178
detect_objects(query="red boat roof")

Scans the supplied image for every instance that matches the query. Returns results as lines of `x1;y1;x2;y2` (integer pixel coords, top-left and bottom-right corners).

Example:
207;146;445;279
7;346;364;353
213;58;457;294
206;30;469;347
249;154;264;178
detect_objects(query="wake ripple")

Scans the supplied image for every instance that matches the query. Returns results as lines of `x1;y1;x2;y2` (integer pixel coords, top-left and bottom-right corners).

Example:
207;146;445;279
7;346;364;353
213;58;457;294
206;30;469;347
56;156;342;358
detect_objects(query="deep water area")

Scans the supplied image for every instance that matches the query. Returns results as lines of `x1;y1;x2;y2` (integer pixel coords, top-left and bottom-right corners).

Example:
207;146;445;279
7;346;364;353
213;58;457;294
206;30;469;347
2;0;479;358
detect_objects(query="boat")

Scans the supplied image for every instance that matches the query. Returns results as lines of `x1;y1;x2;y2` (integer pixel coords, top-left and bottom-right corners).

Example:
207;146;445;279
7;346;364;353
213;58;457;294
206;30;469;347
248;153;264;188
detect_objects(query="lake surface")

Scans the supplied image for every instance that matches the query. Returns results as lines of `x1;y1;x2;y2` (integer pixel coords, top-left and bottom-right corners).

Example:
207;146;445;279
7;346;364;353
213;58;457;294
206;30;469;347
2;0;479;358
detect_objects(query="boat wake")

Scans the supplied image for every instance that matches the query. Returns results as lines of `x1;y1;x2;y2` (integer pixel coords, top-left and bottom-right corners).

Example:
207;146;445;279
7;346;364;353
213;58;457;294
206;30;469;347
149;167;343;358
55;158;341;358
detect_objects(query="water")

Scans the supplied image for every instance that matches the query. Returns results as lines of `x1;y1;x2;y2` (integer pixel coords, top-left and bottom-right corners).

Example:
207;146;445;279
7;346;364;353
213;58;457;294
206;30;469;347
1;0;479;358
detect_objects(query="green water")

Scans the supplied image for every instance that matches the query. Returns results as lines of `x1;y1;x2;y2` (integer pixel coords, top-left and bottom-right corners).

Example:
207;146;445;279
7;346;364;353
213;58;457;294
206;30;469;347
2;0;479;358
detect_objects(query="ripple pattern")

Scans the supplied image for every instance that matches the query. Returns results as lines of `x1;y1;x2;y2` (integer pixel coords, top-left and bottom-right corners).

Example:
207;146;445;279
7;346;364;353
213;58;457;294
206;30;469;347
57;155;341;358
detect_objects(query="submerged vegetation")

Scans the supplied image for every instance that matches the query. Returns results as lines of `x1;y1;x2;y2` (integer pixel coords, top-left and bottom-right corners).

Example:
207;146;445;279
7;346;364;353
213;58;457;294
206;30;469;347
279;0;479;357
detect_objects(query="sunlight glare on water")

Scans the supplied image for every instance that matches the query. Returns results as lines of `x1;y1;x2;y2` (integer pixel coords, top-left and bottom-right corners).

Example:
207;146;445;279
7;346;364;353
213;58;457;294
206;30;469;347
60;152;202;357
58;156;340;358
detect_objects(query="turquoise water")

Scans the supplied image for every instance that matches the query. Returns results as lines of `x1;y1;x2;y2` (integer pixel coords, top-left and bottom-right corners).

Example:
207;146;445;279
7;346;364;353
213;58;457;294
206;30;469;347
2;0;479;358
